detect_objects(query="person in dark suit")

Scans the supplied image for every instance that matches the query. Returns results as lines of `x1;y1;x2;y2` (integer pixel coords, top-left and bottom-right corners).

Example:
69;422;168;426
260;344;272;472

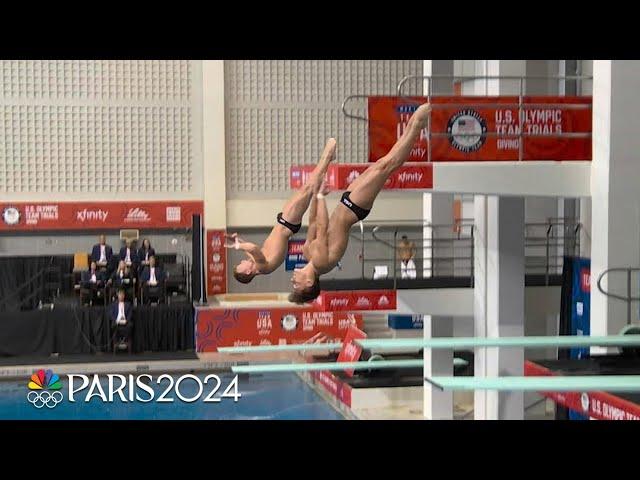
137;238;155;269
108;260;135;301
91;235;113;269
119;239;138;268
140;256;165;304
110;289;133;352
80;261;107;305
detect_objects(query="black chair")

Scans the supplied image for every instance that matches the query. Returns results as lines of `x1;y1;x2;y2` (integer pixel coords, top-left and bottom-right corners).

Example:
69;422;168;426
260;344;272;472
107;277;137;304
164;263;187;303
79;284;107;306
111;319;134;354
141;279;166;305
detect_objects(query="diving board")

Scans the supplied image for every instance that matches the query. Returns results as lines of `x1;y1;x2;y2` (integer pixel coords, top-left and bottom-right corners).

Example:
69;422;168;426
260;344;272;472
232;358;468;374
220;334;640;354
428;376;640;393
357;335;640;350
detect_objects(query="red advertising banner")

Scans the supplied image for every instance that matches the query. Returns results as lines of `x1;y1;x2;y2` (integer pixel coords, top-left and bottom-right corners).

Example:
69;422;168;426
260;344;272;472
336;326;367;377
310;370;352;407
0;201;204;231
331;163;433;190
290;163;432;190
314;289;397;312
368;96;592;162
206;230;227;296
525;361;640;420
195;306;363;351
289;165;318;189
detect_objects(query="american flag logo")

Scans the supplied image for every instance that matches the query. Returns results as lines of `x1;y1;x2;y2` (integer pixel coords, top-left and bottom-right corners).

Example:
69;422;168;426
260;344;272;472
457;119;476;132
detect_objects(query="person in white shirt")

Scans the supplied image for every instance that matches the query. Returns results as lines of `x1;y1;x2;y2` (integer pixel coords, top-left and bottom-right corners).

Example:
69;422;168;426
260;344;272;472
110;289;133;351
119;239;138;267
81;261;106;305
108;260;134;300
141;256;165;304
91;235;113;269
137;238;156;269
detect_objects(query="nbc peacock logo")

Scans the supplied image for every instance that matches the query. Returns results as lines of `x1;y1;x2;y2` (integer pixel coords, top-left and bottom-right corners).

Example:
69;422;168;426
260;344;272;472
27;369;63;409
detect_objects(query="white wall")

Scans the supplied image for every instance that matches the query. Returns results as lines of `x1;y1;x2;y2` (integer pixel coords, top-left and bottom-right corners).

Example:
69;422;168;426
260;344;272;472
222;60;425;225
0;60;203;202
398;286;561;359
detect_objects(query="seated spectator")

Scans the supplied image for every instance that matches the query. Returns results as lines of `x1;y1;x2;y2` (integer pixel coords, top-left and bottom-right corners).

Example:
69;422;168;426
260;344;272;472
110;288;133;352
140;256;165;304
91;234;113;269
137;238;156;268
108;260;135;301
119;239;138;268
80;261;107;305
82;261;107;288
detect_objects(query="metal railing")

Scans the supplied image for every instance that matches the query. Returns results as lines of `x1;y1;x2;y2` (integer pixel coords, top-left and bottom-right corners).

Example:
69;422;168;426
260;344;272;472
525;220;582;284
348;218;581;285
341;74;593;163
596;268;640;326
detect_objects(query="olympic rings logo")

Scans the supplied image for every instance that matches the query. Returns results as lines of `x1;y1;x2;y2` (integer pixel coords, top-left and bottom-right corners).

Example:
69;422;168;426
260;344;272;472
27;390;64;409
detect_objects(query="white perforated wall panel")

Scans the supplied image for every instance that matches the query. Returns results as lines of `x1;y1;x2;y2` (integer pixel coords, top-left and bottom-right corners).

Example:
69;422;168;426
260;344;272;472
224;60;423;196
0;60;202;199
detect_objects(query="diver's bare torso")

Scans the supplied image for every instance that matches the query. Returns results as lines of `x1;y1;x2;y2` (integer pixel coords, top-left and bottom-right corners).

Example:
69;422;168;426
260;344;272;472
253;224;292;274
311;204;357;275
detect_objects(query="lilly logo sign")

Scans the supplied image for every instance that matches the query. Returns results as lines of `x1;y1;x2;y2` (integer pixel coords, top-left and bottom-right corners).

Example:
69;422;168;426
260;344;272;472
27;369;63;409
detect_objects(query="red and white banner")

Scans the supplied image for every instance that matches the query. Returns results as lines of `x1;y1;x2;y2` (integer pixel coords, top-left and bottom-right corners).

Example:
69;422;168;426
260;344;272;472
290;163;432;190
206;230;227;296
525;361;640;420
368;96;592;162
336;326;367;377
195;306;363;352
0;201;203;231
314;289;397;312
310;370;353;407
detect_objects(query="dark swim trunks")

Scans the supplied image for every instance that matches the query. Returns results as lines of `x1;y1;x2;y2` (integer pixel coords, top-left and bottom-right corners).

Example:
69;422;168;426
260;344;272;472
340;191;371;221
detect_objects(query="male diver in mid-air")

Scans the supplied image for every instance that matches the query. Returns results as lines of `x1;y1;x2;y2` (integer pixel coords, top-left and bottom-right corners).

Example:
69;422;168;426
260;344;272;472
226;138;337;284
289;103;431;303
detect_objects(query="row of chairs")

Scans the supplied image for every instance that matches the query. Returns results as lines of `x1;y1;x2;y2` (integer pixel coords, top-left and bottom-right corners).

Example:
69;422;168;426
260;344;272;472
79;280;167;306
72;252;187;305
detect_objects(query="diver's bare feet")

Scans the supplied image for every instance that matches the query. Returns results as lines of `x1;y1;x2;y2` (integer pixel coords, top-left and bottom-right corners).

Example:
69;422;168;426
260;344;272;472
321;138;337;164
308;138;337;192
411;103;431;130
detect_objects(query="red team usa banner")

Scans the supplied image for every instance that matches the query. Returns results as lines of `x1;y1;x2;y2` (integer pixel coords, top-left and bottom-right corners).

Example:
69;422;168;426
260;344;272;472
368;96;592;162
195;307;363;351
206;230;227;295
525;361;640;420
0;201;203;231
290;163;432;190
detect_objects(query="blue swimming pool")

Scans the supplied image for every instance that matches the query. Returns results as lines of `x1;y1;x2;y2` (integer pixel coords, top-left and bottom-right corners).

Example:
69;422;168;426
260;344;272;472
0;372;345;420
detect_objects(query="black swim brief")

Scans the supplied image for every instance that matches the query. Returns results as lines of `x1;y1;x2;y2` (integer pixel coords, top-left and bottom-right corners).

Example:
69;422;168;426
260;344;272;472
277;212;302;234
340;191;371;221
